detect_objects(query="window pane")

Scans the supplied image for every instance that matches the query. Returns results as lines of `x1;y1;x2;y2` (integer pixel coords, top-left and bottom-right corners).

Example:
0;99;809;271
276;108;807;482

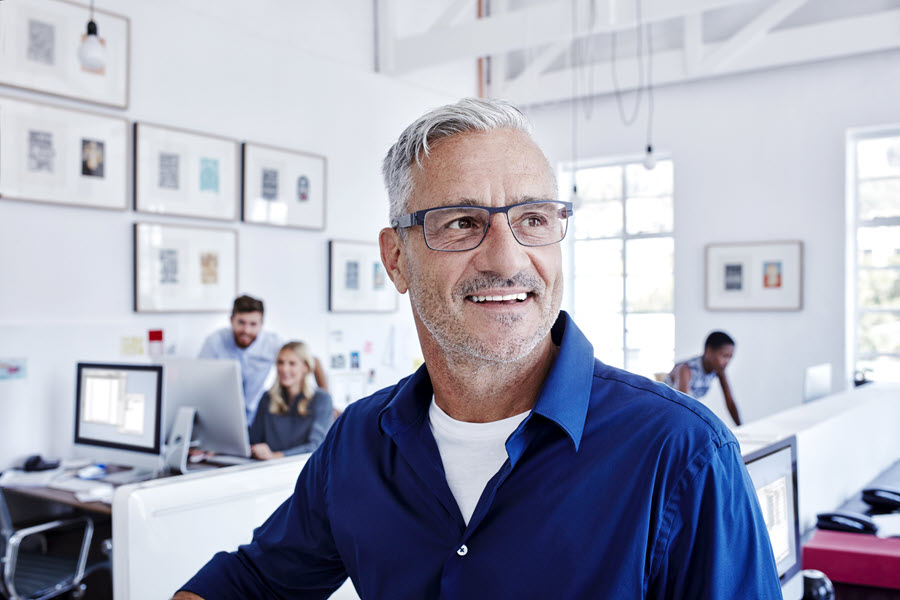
858;226;900;267
582;313;624;369
575;165;622;202
574;199;623;239
625;160;673;196
626;195;673;235
859;312;900;354
574;240;622;314
858;179;900;221
625;313;674;377
858;269;900;309
857;136;900;179
856;357;900;383
625;238;674;312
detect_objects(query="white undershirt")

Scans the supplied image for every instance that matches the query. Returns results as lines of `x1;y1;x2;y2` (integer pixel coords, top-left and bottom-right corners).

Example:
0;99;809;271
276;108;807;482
428;398;531;525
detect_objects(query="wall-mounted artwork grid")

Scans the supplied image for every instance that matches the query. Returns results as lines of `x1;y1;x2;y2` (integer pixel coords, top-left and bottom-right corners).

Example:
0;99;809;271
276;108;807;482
0;95;128;210
328;240;397;313
134;223;237;313
0;0;130;108
706;241;803;311
134;123;239;221
242;142;326;230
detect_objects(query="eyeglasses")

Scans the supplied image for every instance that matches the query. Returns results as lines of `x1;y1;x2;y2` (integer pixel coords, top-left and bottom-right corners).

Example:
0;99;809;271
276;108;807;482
392;200;573;252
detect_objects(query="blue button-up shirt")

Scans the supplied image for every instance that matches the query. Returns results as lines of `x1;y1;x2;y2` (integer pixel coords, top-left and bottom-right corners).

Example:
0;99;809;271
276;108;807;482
198;327;282;422
182;313;780;599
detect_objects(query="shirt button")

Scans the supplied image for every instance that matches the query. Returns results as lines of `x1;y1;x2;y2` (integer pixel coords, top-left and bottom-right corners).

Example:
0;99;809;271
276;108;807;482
457;545;468;556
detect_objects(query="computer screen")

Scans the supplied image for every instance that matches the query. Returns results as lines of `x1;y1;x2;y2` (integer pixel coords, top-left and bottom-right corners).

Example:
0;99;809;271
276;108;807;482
743;436;801;591
163;358;250;457
75;362;164;456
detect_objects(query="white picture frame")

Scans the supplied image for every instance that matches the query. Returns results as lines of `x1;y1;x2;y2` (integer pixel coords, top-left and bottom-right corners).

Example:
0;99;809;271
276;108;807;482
0;0;130;108
134;122;239;221
242;142;326;230
706;241;803;311
134;223;238;313
0;95;128;210
328;240;397;313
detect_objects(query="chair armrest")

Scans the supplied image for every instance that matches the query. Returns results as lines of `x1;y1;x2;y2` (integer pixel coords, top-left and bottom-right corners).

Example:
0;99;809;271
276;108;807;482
4;516;94;599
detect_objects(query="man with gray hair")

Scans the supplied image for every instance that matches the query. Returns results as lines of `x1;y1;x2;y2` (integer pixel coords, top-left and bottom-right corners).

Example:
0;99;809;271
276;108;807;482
176;98;780;599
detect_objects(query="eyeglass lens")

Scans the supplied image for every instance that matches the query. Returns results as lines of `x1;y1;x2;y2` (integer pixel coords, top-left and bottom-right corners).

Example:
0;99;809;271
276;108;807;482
422;202;568;251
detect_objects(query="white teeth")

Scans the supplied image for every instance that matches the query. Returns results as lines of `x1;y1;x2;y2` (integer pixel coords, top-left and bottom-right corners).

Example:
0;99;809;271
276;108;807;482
469;293;529;303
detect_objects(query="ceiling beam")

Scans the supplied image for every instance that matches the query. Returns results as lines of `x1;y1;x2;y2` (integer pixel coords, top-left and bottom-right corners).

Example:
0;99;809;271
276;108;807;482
382;0;758;74
702;0;808;73
683;13;703;76
497;9;900;106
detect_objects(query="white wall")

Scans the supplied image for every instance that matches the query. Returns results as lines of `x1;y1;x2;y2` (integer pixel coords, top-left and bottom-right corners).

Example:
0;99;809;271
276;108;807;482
527;49;900;423
0;1;470;468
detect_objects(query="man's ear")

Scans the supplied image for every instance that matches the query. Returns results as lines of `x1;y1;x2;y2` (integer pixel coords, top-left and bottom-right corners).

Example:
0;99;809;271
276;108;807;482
379;227;409;294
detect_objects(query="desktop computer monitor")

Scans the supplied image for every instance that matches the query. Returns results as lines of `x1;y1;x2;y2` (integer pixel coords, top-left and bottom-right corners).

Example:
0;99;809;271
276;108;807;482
743;436;802;599
162;358;250;457
74;362;165;473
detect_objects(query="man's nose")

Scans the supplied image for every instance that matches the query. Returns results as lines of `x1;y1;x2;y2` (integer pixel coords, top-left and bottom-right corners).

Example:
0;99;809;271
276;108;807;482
471;213;531;277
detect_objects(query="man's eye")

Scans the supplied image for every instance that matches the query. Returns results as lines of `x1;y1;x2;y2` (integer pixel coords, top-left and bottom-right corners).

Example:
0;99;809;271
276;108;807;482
448;217;476;229
523;214;548;227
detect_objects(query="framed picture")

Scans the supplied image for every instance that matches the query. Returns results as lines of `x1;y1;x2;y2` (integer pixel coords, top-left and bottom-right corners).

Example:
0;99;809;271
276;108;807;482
134;223;238;313
134;123;239;221
328;240;397;313
706;241;803;311
0;0;129;108
0;95;128;210
242;142;326;230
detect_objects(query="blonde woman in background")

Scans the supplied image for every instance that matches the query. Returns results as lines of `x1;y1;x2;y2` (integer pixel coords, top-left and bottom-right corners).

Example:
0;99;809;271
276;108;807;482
248;341;333;459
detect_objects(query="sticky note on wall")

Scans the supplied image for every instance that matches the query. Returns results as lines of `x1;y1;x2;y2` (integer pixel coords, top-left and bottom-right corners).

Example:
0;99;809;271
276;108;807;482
0;358;27;380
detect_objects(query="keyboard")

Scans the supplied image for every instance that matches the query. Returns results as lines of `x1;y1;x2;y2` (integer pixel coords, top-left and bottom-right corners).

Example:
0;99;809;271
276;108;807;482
48;477;114;495
202;454;254;466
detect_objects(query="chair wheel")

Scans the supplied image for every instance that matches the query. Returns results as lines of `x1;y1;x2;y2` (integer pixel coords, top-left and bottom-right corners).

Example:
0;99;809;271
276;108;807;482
70;583;87;599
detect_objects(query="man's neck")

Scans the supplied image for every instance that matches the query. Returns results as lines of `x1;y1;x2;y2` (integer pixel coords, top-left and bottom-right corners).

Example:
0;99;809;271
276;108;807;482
422;335;558;423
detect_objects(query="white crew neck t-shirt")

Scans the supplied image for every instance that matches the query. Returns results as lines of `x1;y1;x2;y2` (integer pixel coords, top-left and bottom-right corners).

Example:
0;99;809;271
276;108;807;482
427;398;531;525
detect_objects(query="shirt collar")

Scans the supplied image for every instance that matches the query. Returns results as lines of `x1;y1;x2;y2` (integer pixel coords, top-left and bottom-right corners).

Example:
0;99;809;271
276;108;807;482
379;311;595;450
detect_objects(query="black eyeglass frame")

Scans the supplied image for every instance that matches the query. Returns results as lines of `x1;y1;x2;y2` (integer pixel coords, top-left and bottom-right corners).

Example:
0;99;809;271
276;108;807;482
391;200;574;252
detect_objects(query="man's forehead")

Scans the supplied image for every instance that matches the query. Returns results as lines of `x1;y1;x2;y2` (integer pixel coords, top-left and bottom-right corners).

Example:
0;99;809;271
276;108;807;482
411;129;555;207
234;311;262;322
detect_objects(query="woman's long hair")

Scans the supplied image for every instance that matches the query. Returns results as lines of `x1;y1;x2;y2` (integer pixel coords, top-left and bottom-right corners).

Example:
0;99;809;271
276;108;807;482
268;341;317;416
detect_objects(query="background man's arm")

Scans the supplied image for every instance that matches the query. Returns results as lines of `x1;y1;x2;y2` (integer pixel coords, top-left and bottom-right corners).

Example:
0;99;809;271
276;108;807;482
717;370;742;426
677;364;691;394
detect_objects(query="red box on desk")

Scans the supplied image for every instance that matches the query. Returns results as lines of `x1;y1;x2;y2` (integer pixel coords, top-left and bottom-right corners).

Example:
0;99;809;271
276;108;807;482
803;529;900;589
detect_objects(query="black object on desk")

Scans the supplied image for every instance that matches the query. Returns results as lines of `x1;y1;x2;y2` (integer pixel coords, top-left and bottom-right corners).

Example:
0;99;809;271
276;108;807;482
22;454;60;472
816;511;878;535
863;487;900;512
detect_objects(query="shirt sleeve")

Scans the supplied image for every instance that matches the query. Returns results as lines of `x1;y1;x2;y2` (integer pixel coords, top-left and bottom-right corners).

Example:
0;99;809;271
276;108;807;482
647;441;782;599
178;433;348;599
283;392;334;457
247;393;268;445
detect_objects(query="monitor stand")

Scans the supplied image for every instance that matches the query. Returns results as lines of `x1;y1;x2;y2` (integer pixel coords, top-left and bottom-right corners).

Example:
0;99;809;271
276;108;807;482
164;406;196;474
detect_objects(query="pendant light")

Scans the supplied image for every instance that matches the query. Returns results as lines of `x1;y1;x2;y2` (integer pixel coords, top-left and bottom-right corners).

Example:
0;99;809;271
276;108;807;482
78;0;107;71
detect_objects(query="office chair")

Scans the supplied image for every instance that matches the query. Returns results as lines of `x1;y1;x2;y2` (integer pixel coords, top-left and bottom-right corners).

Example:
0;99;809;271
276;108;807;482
0;488;101;600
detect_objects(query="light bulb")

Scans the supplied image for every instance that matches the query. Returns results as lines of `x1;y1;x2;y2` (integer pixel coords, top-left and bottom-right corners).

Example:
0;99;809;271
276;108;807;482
79;20;107;71
643;144;657;170
569;185;583;210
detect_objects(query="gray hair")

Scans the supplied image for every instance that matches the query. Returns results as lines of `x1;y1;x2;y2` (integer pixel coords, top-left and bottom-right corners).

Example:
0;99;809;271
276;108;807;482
382;97;537;229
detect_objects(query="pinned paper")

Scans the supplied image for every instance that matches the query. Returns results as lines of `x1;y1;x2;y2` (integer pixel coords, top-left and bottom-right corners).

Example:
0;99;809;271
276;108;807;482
121;336;144;356
148;329;164;359
0;358;27;380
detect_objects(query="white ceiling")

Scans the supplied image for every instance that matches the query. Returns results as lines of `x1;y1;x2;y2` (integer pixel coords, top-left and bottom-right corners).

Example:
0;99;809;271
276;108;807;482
376;0;900;106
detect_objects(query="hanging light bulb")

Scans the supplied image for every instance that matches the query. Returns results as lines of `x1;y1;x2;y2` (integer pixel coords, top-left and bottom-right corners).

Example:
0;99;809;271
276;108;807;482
643;144;657;170
78;0;107;72
570;183;583;210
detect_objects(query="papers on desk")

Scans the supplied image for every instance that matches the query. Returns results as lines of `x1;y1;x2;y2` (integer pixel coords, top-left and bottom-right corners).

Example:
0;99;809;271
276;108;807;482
47;477;114;503
873;513;900;539
0;468;64;487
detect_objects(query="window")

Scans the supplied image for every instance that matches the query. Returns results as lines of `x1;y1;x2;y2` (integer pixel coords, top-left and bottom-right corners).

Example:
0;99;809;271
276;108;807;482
563;159;674;377
850;131;900;382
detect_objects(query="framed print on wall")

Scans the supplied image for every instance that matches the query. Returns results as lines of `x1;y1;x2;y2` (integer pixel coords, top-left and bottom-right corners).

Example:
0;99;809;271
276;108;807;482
134;123;239;221
134;223;237;313
242;142;326;230
328;240;397;313
706;241;803;311
0;0;130;108
0;95;128;210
